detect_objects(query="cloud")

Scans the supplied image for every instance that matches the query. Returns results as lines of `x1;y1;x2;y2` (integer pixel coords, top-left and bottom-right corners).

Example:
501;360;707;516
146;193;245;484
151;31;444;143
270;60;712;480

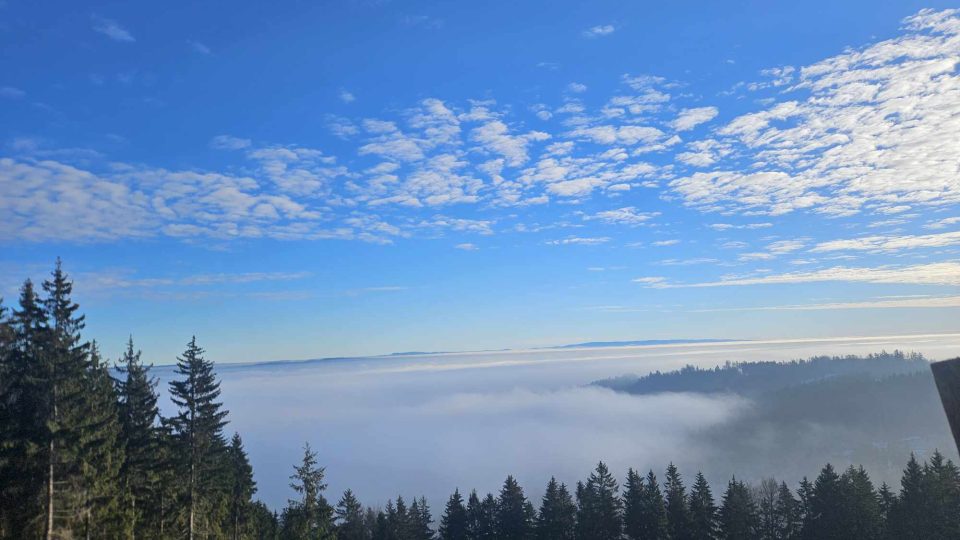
546;236;611;246
568;82;588;93
697;295;960;312
670;9;960;217
652;239;680;247
340;89;356;103
92;16;135;42
455;243;478;251
640;262;960;288
708;223;773;231
811;230;960;253
210;135;252;150
583;25;615;38
586;207;658;226
926;217;960;230
0;86;25;99
670;107;719;131
188;40;212;55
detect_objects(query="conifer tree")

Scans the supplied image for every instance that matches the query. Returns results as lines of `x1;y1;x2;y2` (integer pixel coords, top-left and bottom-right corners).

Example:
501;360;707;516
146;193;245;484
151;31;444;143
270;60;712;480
226;432;256;539
665;463;692;540
495;476;534;540
439;489;469;540
115;335;163;538
465;490;496;540
838;465;880;540
888;454;926;539
772;481;800;540
688;471;718;540
876;482;894;540
285;442;334;539
168;336;229;539
922;451;960;539
576;462;622;540
336;489;368;540
754;478;778;540
408;496;433;540
718;478;758;539
536;477;575;540
805;464;844;539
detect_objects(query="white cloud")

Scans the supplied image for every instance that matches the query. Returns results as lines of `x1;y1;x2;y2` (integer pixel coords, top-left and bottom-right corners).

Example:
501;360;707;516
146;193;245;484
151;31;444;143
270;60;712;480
671;9;960;217
455;243;479;251
926;217;960;230
210;135;252;150
583;25;615;38
811;230;960;253
670;107;719;131
644;261;960;288
92;16;135;42
698;295;960;312
652;239;680;247
340;89;356;103
568;82;588;93
586;207;658;226
547;236;610;246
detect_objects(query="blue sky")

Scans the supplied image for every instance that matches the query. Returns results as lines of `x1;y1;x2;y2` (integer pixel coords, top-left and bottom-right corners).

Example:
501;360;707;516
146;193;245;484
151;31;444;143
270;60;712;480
2;1;960;363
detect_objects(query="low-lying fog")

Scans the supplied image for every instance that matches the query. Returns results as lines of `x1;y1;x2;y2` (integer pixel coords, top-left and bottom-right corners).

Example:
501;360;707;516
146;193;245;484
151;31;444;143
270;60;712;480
153;334;960;511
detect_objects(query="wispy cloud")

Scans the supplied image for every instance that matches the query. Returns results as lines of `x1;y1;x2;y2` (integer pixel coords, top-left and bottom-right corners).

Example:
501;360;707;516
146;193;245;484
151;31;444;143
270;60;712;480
92;16;135;42
582;24;615;38
811;230;960;253
546;236;611;246
0;86;25;99
637;262;960;288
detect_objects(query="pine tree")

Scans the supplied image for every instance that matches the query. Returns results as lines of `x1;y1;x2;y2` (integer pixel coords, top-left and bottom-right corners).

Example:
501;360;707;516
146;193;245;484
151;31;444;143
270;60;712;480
839;465;880;540
888;454;926;539
408;496;433;540
285;442;334;539
666;463;692;540
40;262;102;538
688;471;718;540
168;336;229;539
718;477;758;539
116;335;162;538
802;464;844;539
876;482;894;540
576;462;621;540
226;432;256;539
922;451;960;539
74;341;124;539
536;477;575;540
772;481;800;540
0;283;48;537
439;489;469;540
465;490;496;540
495;476;534;540
336;489;369;540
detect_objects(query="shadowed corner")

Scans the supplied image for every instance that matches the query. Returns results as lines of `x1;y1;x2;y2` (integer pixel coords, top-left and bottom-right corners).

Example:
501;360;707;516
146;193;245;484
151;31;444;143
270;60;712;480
931;357;960;454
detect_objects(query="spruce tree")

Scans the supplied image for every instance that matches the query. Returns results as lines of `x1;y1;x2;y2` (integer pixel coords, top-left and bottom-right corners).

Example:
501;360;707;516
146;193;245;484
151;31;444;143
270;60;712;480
688;471;718;540
116;336;162;538
536;477;575;540
336;489;368;540
465;490;496;540
226;432;256;539
718;477;758;539
285;442;334;539
168;336;229;539
439;489;469;540
772;481;800;540
805;464;844;539
576;462;622;540
665;463;692;540
408;496;433;540
495;475;534;540
839;465;880;540
922;451;960;539
888;454;926;539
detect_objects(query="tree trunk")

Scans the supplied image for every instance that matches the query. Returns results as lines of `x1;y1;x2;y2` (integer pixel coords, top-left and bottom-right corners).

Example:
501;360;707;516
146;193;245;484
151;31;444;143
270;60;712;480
45;439;54;540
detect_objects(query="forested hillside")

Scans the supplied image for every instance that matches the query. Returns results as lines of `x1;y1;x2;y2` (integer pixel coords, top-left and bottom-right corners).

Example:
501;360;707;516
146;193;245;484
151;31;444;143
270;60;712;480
2;262;960;539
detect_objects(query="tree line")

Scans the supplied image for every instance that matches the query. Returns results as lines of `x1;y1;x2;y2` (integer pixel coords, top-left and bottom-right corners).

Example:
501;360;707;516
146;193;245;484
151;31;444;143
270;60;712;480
1;262;959;539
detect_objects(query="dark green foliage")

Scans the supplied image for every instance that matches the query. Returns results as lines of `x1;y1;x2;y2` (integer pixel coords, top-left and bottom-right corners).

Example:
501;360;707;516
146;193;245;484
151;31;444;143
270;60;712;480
465;490;496;540
773;481;800;539
665;463;692;540
282;442;334;539
115;335;163;536
227;432;257;539
495;475;534;540
336;489;369;540
439;489;469;540
688;471;718;540
408;496;434;540
719;477;758;539
575;461;622;540
535;477;575;540
624;469;669;539
168;335;230;538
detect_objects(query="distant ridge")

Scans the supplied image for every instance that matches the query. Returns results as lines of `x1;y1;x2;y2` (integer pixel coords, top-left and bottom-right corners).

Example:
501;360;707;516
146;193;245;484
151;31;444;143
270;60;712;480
552;338;737;349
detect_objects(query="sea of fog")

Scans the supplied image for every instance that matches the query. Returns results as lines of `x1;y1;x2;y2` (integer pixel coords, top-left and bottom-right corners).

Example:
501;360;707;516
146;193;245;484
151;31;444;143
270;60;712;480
151;334;960;511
